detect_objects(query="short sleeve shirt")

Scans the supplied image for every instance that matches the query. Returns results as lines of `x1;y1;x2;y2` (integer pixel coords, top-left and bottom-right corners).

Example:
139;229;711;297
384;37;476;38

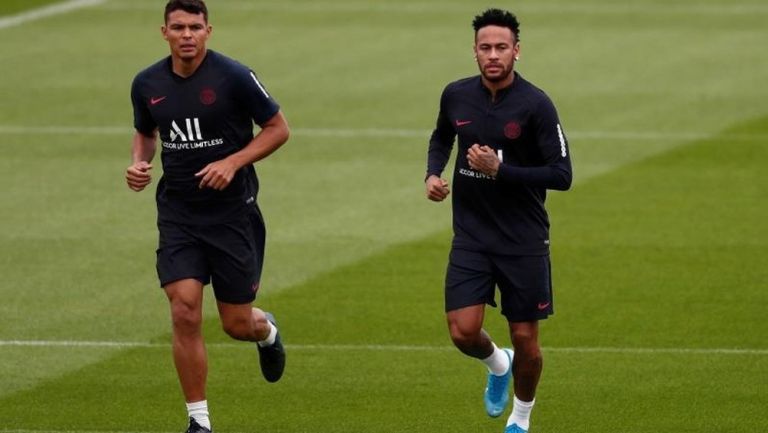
131;50;280;224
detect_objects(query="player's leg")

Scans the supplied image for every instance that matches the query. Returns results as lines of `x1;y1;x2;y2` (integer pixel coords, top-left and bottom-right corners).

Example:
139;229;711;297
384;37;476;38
446;304;492;358
157;221;211;433
445;248;513;417
165;278;207;401
217;302;272;341
504;320;541;432
495;254;553;433
207;209;285;382
508;321;541;402
216;302;284;382
164;278;212;433
446;305;513;418
156;221;214;433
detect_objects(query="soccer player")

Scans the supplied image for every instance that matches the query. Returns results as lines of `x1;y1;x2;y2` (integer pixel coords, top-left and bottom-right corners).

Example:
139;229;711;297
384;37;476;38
125;1;289;432
425;9;572;433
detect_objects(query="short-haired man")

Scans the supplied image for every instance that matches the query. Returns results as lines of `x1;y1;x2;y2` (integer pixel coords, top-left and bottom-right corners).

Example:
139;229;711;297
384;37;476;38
126;1;290;432
425;8;572;433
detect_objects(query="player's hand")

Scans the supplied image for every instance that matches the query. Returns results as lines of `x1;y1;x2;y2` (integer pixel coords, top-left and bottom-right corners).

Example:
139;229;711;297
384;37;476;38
426;175;450;202
126;161;153;192
195;158;238;190
467;144;500;178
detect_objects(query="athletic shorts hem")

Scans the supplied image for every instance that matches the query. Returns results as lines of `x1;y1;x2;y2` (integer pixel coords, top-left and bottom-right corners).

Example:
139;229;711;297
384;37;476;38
214;292;257;305
159;275;209;288
445;299;496;313
501;310;553;323
158;277;256;304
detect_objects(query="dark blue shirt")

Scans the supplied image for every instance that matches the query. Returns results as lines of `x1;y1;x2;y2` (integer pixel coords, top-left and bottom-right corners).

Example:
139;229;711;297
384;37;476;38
427;73;572;255
131;50;280;224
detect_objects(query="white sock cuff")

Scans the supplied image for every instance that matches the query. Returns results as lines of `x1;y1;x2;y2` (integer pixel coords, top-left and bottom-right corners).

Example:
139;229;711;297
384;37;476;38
514;396;535;408
509;396;535;430
257;320;277;347
186;400;211;430
482;343;511;376
186;400;208;412
482;343;501;360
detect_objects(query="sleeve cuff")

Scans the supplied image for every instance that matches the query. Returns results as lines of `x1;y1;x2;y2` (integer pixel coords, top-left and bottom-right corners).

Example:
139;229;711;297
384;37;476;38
495;163;512;182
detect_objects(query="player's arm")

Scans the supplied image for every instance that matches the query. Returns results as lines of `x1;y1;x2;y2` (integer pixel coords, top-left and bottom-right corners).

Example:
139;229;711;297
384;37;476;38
127;75;159;192
196;111;289;190
232;110;290;166
471;97;572;190
426;88;456;202
126;130;157;192
196;68;289;190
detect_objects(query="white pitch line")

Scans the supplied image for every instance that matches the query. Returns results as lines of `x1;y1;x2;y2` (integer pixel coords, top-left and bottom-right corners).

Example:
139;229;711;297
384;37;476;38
0;0;106;30
2;340;766;356
0;125;131;135
0;431;212;433
0;429;266;433
0;430;241;433
0;125;766;142
0;427;280;433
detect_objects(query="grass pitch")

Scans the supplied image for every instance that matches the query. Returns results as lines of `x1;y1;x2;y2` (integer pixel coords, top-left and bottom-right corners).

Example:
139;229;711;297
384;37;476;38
1;1;767;432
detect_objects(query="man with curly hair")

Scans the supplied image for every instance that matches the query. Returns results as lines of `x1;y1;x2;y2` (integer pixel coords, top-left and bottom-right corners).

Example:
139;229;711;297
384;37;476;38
425;8;573;433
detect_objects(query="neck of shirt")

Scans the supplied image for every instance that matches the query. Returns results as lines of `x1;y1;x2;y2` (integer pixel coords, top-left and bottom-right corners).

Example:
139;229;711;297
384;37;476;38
482;70;516;102
171;49;209;78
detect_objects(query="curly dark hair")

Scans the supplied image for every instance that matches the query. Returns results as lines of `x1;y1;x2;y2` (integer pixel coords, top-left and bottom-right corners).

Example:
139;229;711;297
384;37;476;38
472;8;520;41
164;0;208;23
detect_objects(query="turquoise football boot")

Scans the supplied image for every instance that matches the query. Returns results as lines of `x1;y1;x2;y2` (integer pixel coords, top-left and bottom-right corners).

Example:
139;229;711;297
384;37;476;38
504;423;528;433
484;348;514;417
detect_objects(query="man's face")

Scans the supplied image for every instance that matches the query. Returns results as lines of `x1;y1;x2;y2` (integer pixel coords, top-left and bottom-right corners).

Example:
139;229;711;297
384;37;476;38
474;25;519;83
162;10;211;61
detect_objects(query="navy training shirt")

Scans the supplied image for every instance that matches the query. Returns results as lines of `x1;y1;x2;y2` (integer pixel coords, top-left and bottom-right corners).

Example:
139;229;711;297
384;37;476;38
131;50;280;224
427;73;572;256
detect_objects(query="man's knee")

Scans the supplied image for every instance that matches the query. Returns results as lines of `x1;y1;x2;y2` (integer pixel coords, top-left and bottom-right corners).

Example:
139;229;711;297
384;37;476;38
511;327;536;344
221;314;252;340
165;279;204;334
170;300;202;333
510;327;542;367
448;318;482;348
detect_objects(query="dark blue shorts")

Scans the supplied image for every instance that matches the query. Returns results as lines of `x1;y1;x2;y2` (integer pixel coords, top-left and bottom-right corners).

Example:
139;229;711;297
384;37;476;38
156;208;266;304
445;248;553;322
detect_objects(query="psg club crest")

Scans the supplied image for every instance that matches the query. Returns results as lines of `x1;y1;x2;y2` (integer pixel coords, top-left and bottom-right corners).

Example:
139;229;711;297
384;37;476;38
199;88;217;105
504;121;521;139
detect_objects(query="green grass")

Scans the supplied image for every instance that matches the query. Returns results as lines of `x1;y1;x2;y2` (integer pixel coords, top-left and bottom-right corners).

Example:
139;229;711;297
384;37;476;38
0;0;62;16
1;0;767;432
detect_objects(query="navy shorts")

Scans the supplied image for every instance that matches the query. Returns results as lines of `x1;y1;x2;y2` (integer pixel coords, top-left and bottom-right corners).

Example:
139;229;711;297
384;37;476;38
445;248;553;322
156;208;266;304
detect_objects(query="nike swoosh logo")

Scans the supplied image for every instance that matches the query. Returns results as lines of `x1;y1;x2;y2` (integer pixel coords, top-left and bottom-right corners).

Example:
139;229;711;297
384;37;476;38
150;96;167;105
455;120;472;127
537;302;551;310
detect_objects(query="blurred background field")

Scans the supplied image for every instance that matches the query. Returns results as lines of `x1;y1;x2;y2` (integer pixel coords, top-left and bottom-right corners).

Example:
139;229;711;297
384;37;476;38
0;1;766;432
